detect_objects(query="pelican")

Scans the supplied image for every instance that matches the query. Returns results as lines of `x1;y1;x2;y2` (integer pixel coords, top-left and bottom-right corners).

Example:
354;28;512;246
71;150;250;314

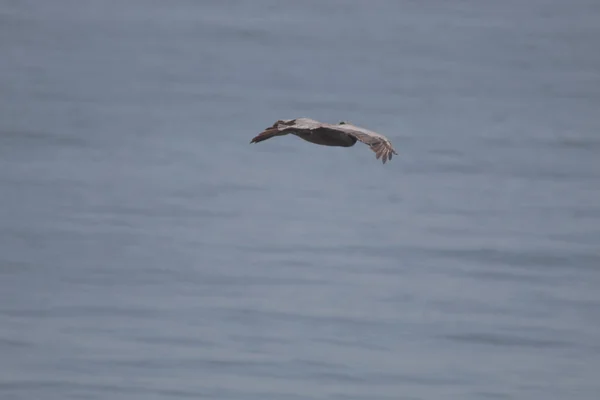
250;118;398;164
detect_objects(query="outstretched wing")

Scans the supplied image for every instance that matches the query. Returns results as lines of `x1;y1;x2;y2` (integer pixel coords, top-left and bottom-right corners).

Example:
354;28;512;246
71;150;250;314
331;123;398;164
250;118;322;144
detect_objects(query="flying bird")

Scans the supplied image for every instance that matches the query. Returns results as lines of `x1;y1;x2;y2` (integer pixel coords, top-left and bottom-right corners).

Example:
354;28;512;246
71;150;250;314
250;118;398;164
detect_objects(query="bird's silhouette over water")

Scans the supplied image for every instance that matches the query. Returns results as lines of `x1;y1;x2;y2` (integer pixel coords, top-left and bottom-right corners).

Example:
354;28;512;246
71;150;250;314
251;118;398;164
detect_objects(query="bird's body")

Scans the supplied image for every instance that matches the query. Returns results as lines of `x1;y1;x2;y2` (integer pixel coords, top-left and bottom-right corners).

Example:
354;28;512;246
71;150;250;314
250;118;398;164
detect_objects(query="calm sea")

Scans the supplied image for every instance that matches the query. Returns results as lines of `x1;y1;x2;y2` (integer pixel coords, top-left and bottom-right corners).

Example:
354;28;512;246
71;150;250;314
1;1;599;399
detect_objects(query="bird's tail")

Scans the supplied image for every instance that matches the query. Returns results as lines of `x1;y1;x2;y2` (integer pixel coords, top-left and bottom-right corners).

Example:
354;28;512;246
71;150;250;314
250;128;282;144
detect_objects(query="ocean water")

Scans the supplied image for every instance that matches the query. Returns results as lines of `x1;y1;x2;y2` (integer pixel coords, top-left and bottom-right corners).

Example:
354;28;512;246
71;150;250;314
1;1;600;399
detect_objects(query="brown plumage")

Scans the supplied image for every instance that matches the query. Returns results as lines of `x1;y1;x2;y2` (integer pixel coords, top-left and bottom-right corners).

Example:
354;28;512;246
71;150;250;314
250;118;398;164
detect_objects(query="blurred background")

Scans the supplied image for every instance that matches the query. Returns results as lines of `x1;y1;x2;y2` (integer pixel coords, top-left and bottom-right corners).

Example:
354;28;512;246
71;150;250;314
1;0;599;399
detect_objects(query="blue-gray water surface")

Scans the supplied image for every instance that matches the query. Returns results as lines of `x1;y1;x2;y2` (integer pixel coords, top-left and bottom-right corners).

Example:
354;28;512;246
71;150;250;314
1;1;600;399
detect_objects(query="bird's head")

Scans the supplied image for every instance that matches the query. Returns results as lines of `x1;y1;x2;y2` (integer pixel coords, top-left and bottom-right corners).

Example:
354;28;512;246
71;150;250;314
267;119;286;129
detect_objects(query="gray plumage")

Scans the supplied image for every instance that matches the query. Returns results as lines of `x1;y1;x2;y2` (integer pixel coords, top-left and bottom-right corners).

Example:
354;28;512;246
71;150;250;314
250;118;398;164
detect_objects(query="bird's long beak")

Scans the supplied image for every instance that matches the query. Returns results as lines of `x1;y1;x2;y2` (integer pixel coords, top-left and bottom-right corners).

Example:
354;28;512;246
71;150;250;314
250;127;280;144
